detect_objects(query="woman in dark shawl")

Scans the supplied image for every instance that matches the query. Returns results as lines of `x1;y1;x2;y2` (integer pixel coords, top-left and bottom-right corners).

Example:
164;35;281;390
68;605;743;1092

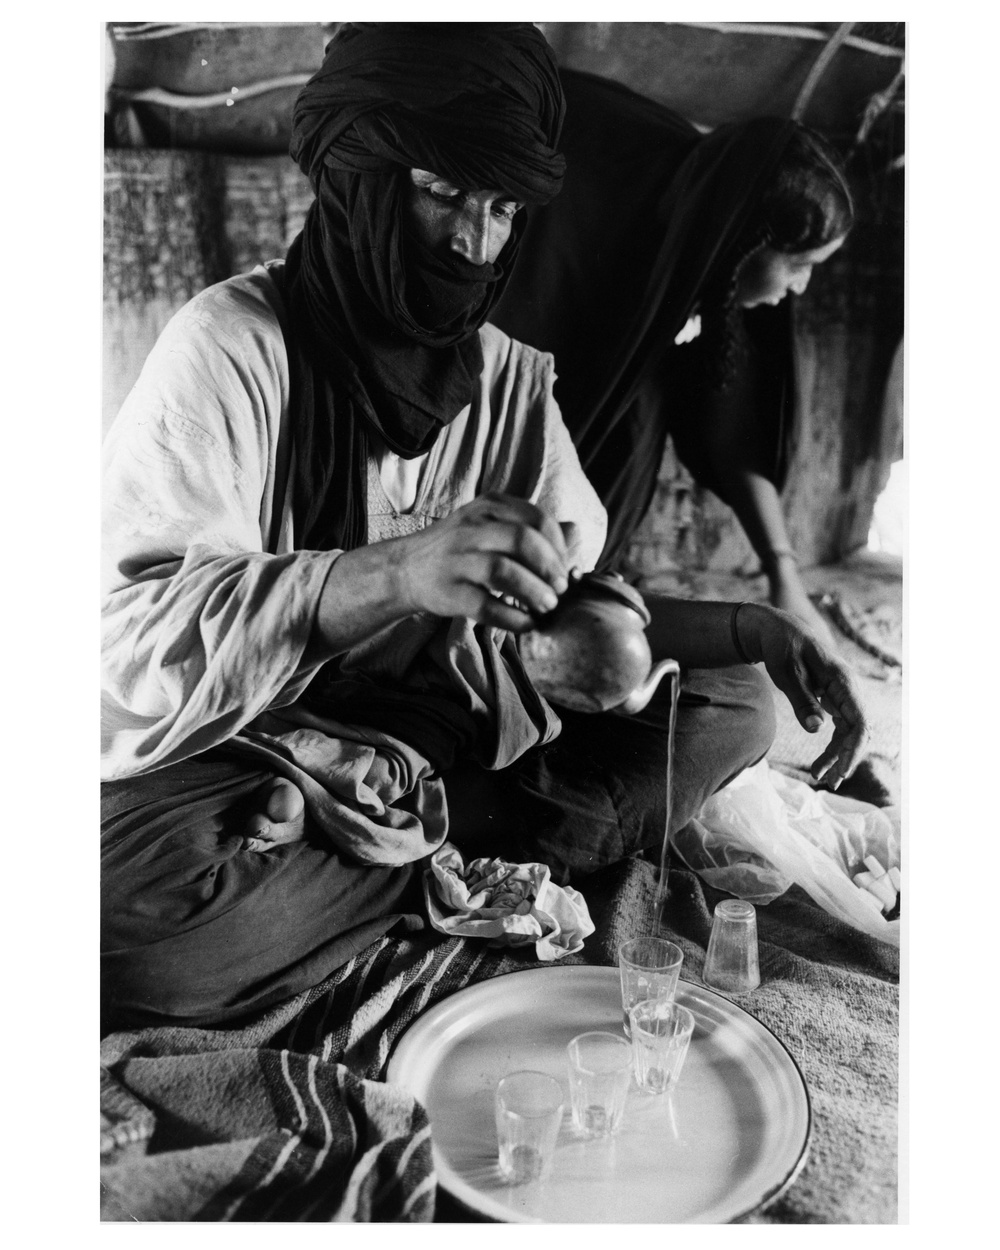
493;69;854;641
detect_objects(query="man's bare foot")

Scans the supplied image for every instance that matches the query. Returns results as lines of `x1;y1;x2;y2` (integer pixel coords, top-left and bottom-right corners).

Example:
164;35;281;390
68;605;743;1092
243;777;306;851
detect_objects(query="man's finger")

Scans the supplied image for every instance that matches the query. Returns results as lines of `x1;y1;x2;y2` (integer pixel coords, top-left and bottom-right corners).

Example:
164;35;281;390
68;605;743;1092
477;594;536;633
790;694;824;734
810;730;867;786
457;521;569;605
476;495;571;572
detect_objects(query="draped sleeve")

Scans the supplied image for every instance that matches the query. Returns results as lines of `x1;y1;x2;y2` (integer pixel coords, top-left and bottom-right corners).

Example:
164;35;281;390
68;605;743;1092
101;267;341;779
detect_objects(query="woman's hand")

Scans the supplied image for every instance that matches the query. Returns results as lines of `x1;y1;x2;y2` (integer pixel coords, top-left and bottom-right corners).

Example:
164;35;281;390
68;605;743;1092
766;555;839;652
736;602;870;789
396;493;572;630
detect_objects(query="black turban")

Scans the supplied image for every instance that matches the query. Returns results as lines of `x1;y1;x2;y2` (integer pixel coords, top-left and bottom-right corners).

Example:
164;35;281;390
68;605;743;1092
290;22;565;204
278;22;566;555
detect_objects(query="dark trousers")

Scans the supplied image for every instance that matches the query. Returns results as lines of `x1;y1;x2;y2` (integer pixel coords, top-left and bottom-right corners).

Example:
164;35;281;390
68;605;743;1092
101;664;774;1031
444;662;775;879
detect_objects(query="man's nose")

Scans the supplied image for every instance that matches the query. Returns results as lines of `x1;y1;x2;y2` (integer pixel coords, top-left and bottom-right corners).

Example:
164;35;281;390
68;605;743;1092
450;207;492;266
790;269;812;296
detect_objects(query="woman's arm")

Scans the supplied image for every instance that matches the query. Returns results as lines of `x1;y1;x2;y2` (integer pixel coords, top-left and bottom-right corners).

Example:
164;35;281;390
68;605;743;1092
709;466;839;649
673;328;838;650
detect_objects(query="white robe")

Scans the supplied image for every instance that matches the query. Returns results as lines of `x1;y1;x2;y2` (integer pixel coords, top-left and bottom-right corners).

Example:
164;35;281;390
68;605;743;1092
102;262;607;861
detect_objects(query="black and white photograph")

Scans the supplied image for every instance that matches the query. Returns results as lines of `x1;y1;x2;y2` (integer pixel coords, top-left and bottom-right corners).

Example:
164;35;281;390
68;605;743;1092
85;13;936;1229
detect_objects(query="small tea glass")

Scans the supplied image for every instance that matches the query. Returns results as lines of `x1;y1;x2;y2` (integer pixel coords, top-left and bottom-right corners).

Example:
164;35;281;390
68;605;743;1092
618;936;684;1038
629;998;696;1096
566;1031;633;1138
702;899;761;993
494;1070;565;1184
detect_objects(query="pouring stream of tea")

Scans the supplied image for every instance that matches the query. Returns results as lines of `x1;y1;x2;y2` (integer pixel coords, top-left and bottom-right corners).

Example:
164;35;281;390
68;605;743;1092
654;660;682;934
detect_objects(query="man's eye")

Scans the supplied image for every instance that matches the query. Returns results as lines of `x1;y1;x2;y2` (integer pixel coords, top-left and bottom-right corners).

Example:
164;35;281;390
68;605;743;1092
428;186;461;205
492;202;521;222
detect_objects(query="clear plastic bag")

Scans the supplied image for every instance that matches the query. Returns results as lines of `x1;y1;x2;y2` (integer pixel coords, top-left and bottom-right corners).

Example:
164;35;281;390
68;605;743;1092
671;760;900;946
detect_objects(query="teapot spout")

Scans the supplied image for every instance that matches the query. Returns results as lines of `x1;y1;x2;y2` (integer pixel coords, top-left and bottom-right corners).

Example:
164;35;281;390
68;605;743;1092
618;658;681;715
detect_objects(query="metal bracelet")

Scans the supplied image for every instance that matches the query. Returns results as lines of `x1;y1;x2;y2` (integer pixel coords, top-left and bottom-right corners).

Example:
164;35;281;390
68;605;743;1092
730;602;755;665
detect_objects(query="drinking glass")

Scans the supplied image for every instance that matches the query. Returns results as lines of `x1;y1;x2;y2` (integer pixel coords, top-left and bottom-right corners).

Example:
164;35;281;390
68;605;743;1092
494;1070;565;1184
702;899;761;993
565;1031;632;1138
629;998;696;1095
618;936;683;1037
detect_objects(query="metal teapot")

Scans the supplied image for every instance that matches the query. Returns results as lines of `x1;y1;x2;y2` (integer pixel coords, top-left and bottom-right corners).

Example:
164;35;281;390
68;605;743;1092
519;572;677;714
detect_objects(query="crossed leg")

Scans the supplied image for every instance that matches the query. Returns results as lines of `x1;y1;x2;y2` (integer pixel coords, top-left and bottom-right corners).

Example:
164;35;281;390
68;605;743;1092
443;663;776;882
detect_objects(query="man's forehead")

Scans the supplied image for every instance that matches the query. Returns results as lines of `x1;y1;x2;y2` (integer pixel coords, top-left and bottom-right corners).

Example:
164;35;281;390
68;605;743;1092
408;168;513;200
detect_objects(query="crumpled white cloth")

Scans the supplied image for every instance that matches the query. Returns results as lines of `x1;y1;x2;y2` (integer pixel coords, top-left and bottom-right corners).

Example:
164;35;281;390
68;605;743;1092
422;843;595;960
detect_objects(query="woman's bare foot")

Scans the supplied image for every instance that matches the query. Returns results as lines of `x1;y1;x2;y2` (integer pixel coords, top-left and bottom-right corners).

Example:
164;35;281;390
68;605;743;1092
243;777;306;851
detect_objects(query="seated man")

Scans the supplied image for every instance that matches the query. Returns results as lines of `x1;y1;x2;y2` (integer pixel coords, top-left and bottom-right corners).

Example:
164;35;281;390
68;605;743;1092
101;23;869;1033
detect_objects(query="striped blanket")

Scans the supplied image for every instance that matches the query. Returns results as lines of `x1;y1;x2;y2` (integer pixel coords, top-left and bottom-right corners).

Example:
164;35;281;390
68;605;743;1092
100;933;548;1221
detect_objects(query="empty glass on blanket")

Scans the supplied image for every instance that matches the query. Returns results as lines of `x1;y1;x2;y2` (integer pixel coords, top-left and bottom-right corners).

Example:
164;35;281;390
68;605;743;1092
566;1031;633;1138
494;1070;565;1184
618;936;684;1038
629;999;696;1095
702;899;761;993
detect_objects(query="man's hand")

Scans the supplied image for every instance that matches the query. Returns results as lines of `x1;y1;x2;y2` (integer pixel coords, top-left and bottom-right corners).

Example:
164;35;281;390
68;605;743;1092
314;493;574;655
736;603;870;789
394;493;572;631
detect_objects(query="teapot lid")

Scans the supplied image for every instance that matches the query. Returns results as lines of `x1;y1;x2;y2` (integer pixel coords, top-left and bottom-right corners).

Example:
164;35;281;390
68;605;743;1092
571;572;651;625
